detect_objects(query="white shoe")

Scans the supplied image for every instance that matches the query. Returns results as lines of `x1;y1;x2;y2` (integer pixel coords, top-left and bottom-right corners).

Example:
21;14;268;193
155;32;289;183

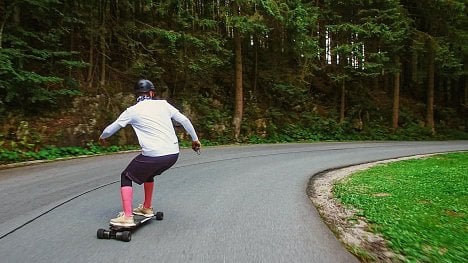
133;204;155;217
110;212;135;227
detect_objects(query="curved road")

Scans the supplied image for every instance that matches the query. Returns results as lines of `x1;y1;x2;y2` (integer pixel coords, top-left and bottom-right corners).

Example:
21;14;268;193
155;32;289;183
0;141;467;262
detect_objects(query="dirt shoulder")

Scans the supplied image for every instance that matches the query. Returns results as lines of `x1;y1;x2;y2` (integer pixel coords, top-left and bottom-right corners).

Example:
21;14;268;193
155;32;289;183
307;155;433;262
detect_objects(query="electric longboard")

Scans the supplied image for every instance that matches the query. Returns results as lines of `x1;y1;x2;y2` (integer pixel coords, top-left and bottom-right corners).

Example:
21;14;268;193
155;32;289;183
97;212;163;242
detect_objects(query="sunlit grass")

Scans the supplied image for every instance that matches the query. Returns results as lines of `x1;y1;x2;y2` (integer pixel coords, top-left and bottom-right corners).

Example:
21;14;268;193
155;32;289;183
334;152;468;262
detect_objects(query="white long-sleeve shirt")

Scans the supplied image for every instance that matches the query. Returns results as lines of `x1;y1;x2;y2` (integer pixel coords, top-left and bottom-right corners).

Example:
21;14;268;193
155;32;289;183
100;99;198;157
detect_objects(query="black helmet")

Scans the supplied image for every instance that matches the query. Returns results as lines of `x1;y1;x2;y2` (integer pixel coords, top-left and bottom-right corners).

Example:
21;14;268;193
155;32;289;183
134;79;155;93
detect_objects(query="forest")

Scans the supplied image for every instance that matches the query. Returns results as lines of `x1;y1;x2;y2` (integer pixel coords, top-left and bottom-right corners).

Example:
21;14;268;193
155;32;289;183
1;0;467;160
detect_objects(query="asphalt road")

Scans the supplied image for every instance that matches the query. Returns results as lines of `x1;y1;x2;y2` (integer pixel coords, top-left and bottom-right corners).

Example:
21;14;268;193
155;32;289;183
0;141;467;263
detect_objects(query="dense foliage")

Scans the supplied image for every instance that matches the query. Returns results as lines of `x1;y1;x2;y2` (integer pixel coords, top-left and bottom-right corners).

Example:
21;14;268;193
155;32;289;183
1;0;467;153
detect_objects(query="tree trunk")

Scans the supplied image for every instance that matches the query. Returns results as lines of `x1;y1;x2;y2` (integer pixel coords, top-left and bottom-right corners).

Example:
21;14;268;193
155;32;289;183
411;40;418;85
339;81;346;123
232;27;243;141
87;36;94;88
252;35;258;94
392;55;401;132
134;0;140;18
13;6;20;25
318;19;326;64
0;0;6;49
0;17;5;49
99;33;106;87
110;0;118;22
426;38;435;134
372;77;379;91
444;78;450;107
99;0;107;87
465;59;468;106
330;30;337;66
464;56;468;132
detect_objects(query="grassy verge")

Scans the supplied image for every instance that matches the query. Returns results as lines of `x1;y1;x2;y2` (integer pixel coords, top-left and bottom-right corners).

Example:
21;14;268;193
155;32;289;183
333;152;468;262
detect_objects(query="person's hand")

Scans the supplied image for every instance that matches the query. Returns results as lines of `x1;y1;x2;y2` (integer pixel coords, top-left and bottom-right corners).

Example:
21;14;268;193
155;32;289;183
192;140;201;154
99;137;107;147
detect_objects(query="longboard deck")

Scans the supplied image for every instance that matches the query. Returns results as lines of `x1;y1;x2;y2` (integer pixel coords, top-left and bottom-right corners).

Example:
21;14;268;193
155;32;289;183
97;211;163;242
110;215;153;231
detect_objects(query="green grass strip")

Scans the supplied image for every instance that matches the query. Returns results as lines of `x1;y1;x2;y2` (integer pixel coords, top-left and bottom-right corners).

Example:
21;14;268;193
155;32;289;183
333;152;468;262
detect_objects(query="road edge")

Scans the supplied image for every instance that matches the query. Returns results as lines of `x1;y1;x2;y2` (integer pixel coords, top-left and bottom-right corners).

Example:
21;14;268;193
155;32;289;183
307;154;435;262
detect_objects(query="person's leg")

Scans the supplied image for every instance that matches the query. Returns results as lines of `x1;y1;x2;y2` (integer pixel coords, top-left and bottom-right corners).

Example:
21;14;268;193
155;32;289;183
134;154;179;217
121;188;133;216
116;154;150;216
120;170;134;216
133;177;155;217
143;180;154;209
110;171;135;226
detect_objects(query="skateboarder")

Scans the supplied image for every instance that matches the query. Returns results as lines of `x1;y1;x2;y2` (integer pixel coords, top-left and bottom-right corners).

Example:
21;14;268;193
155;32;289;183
99;79;201;227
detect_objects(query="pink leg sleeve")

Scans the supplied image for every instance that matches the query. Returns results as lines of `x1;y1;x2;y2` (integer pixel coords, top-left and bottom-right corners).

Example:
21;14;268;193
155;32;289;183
120;186;133;217
143;182;154;208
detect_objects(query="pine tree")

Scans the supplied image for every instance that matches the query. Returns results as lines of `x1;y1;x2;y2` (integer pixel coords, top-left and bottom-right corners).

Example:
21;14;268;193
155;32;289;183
0;0;84;115
401;0;466;134
319;0;409;125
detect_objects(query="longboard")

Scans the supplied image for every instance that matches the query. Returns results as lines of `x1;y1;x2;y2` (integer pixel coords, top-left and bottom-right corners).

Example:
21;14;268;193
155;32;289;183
97;212;163;242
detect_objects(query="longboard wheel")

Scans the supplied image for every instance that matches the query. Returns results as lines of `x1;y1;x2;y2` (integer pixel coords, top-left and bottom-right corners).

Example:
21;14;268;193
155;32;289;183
116;231;131;242
97;229;110;239
155;211;164;220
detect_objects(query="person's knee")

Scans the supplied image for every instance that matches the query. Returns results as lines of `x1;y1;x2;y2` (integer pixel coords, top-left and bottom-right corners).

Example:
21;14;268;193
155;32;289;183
145;176;154;183
121;172;133;187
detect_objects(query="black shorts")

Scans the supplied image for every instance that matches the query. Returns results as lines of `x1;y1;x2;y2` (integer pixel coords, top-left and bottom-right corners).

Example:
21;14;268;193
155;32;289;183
121;153;179;185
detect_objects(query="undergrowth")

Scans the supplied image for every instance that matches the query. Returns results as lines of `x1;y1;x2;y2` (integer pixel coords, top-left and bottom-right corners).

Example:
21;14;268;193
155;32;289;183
0;143;138;165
